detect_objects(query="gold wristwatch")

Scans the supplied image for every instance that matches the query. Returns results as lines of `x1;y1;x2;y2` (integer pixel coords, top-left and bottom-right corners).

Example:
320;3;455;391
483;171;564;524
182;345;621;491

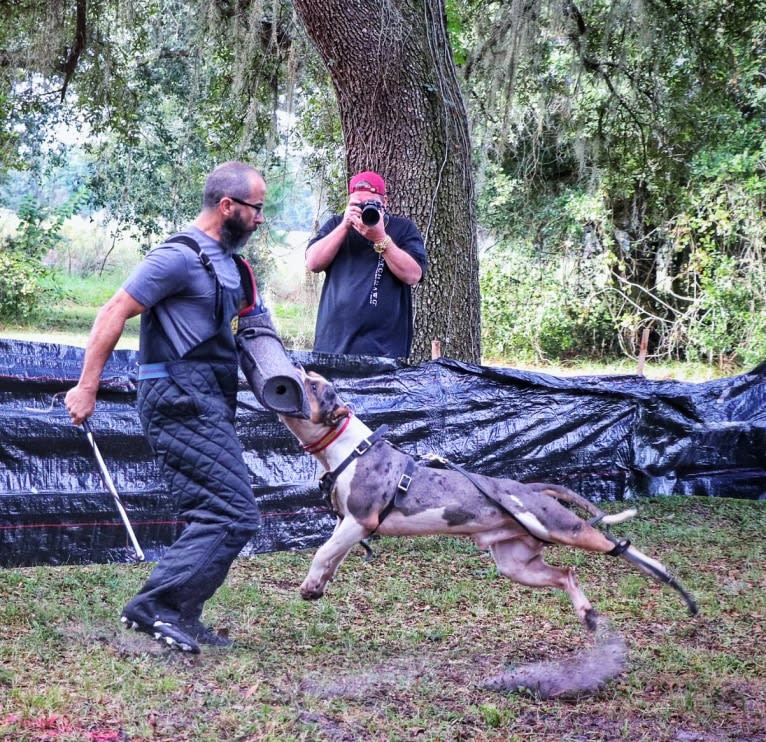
373;235;392;254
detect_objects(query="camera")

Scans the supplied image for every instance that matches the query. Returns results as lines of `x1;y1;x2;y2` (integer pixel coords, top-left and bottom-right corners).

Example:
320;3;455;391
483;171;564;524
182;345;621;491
358;199;383;226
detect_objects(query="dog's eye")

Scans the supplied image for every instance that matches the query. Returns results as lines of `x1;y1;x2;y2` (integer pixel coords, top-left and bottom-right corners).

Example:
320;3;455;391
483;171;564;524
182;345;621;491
310;382;318;393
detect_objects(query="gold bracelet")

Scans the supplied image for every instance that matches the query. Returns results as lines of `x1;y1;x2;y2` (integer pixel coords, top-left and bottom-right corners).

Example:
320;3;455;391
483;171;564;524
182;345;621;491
373;235;392;254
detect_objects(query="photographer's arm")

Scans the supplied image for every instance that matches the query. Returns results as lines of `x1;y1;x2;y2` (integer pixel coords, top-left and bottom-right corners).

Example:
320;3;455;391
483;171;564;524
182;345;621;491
306;200;363;273
379;240;423;286
362;218;424;286
305;221;348;272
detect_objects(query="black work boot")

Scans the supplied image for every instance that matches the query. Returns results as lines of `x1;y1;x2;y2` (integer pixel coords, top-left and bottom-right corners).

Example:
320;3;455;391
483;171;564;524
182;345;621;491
180;618;234;648
121;607;201;654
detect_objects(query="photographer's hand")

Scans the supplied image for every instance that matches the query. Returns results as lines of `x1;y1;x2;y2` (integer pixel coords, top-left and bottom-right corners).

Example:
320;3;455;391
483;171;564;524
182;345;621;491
306;202;360;272
361;222;386;243
346;201;386;242
344;199;363;232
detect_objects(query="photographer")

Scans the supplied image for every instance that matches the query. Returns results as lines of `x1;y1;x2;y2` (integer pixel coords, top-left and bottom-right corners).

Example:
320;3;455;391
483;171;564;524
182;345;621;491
306;171;427;359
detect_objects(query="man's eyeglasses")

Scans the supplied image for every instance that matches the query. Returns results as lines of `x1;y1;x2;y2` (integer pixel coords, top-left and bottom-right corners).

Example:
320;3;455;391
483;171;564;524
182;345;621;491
228;196;263;214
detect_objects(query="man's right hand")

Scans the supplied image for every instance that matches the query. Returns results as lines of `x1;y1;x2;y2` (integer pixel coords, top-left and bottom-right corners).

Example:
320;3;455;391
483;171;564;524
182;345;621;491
343;199;363;232
62;288;145;427
65;384;96;426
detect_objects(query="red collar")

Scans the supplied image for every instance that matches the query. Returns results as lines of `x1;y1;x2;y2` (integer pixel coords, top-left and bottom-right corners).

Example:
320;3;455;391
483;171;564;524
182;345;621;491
302;414;352;454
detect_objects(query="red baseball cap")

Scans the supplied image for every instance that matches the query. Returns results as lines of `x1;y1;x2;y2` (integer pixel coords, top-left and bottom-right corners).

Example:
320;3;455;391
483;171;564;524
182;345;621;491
349;171;386;196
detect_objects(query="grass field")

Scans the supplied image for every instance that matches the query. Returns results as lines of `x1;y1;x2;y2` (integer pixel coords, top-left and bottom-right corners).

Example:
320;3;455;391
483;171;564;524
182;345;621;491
0;496;764;741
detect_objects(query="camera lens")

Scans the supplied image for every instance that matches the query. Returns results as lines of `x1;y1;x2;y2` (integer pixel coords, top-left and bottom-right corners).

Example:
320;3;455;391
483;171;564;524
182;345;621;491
361;201;382;226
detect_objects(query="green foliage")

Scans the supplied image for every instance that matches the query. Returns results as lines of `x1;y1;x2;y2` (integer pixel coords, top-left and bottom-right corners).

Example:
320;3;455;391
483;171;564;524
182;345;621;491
466;2;766;367
444;0;470;66
10;191;89;259
660;133;766;366
0;190;87;321
686;254;766;368
0;250;40;321
480;248;618;363
2;0;765;368
1;0;301;244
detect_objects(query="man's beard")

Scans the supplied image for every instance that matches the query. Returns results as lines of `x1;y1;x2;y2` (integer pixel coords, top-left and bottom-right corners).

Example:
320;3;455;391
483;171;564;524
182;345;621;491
219;215;253;254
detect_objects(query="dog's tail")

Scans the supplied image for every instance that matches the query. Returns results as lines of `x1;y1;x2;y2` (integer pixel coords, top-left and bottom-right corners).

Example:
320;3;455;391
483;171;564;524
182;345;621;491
529;483;637;526
530;483;698;617
618;542;699;616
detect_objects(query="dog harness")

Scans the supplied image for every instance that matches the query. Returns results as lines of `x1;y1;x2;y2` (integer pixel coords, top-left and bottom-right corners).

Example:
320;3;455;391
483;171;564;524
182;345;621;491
318;425;390;503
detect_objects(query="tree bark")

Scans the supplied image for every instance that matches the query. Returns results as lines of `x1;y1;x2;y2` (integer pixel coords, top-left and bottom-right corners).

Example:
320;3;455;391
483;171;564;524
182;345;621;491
293;0;481;363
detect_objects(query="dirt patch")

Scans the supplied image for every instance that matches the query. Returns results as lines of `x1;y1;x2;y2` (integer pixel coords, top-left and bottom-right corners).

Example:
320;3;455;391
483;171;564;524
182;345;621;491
298;626;627;706
300;656;432;700
482;619;628;699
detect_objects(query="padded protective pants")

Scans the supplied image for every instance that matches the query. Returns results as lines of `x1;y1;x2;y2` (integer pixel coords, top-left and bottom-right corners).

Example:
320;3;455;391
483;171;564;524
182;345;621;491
123;361;261;626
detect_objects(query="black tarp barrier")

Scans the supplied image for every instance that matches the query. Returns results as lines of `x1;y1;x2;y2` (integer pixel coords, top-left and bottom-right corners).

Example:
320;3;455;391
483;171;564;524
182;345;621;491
1;339;765;567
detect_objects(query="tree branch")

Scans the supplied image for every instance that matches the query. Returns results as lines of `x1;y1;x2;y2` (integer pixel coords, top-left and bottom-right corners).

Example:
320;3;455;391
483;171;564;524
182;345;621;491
60;0;87;102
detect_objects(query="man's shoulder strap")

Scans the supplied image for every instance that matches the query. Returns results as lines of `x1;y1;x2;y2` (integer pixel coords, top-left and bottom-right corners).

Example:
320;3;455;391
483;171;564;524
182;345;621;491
233;253;258;315
163;233;214;276
165;233;201;252
162;233;258;312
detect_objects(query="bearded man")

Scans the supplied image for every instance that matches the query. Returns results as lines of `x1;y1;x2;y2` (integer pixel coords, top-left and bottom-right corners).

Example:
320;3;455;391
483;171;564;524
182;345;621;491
65;161;267;653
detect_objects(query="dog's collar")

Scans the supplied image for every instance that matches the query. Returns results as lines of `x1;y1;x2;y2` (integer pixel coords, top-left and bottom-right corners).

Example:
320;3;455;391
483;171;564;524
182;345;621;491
302;414;353;454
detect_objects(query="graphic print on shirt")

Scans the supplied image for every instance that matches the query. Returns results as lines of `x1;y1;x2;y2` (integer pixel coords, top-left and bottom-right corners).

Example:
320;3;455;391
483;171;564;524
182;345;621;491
368;254;386;306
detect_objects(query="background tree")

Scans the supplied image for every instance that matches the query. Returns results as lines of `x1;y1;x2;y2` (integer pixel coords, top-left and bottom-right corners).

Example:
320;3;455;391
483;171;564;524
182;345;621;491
1;0;764;369
292;0;481;363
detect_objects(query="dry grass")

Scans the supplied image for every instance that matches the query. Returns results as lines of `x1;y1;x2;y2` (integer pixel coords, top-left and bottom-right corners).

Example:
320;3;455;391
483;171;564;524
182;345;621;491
0;496;764;741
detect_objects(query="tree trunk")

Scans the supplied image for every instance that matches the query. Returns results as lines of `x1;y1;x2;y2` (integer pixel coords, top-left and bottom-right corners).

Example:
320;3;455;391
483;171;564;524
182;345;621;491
293;0;481;363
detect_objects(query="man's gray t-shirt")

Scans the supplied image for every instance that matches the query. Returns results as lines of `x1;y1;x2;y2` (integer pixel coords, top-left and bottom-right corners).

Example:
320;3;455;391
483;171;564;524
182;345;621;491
123;226;241;360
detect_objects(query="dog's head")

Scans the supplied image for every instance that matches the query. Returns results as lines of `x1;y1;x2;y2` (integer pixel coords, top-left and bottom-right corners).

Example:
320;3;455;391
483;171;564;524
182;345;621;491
296;367;351;428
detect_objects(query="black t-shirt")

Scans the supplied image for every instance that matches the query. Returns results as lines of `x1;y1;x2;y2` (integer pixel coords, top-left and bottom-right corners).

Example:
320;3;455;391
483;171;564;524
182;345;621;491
309;214;427;358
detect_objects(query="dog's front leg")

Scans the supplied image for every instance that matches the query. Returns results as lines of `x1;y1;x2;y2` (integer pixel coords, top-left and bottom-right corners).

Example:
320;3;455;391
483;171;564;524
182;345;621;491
301;517;372;600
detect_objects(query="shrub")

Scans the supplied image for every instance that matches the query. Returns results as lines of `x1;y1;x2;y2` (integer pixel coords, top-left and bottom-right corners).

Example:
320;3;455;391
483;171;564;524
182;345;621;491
0;250;40;320
686;254;766;367
480;249;619;363
0;192;84;322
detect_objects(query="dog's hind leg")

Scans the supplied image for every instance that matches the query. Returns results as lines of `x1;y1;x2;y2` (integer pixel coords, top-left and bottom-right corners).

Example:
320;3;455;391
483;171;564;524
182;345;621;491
300;517;372;600
490;537;599;630
549;521;698;616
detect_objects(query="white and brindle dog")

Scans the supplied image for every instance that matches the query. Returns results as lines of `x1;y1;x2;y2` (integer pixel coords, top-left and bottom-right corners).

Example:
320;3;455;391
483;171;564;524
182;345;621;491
280;369;698;629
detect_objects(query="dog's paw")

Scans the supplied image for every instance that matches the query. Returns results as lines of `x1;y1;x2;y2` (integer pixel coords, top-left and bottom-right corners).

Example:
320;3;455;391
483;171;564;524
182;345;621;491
583;608;600;632
301;591;324;601
300;586;325;601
